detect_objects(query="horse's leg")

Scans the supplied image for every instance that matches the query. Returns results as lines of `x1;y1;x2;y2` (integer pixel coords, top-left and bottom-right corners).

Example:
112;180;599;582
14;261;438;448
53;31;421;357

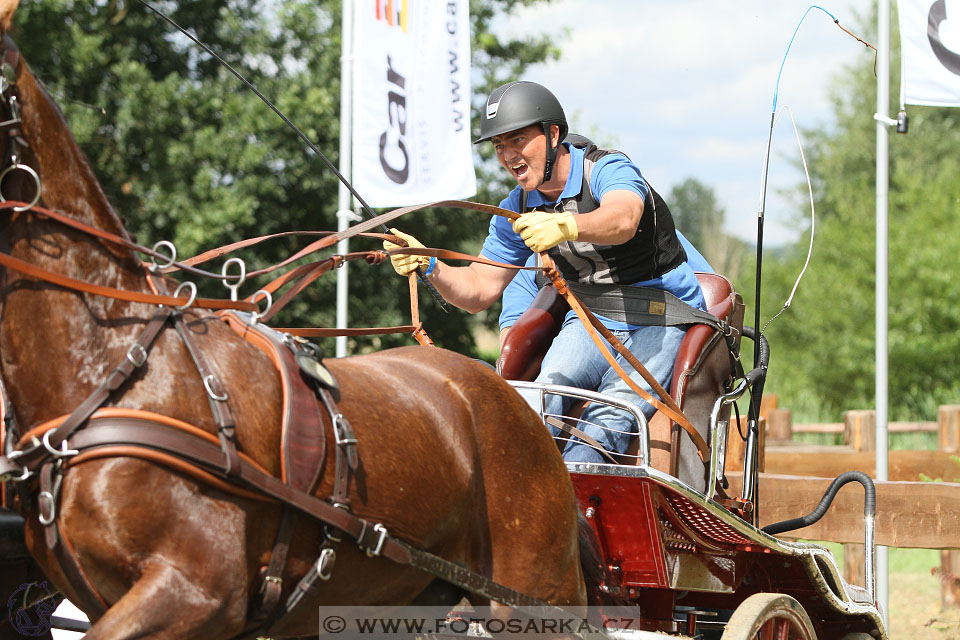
473;374;588;624
32;460;265;640
79;559;244;640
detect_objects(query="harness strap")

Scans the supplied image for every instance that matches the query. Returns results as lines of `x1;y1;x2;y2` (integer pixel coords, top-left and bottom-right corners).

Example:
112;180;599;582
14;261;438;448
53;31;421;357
316;387;357;509
543;257;711;462
545;417;619;464
249;507;298;628
150;273;241;476
172;313;241;476
23;309;173;461
0;248;257;311
56;419;596;625
39;462;108;618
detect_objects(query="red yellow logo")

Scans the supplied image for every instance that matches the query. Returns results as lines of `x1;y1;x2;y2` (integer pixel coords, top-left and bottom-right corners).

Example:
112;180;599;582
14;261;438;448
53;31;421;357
375;0;409;33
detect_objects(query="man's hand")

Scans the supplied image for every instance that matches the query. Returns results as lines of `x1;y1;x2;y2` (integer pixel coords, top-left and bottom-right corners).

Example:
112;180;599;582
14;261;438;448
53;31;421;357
383;228;428;276
512;210;578;252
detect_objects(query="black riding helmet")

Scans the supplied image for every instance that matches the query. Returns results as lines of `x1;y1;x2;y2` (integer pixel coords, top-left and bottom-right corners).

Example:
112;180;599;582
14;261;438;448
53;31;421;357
474;81;568;182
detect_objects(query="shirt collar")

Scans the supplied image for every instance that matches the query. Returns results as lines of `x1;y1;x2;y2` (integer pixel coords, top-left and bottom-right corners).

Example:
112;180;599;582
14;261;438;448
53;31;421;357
524;142;585;208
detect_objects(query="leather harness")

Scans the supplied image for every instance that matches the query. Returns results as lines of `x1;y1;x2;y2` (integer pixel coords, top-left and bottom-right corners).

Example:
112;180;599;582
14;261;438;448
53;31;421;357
0;37;608;639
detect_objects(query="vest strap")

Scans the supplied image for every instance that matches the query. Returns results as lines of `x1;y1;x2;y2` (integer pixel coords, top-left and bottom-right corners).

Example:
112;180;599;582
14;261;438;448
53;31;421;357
565;281;725;330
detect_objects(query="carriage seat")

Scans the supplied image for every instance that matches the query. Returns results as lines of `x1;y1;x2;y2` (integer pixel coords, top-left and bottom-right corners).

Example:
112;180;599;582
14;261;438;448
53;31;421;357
498;273;744;492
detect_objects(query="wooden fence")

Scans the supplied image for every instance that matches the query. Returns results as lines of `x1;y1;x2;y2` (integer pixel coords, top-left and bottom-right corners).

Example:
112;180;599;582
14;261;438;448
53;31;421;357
724;398;960;607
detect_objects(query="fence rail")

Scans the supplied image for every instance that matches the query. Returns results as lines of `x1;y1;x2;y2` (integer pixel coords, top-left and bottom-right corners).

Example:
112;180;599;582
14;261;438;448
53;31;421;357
736;400;960;603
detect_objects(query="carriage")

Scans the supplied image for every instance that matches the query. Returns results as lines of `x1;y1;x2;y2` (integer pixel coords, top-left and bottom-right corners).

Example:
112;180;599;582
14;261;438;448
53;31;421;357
0;3;886;638
494;280;885;639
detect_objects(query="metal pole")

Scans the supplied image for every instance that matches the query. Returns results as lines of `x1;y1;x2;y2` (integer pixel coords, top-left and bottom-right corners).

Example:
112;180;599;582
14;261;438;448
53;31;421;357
875;0;890;625
336;0;355;358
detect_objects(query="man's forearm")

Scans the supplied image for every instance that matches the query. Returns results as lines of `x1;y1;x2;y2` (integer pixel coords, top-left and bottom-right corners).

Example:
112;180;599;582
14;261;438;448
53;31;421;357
426;260;511;314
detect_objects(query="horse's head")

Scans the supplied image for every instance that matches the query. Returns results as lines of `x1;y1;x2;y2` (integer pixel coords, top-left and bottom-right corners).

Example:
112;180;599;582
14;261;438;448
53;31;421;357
0;0;18;34
0;4;131;241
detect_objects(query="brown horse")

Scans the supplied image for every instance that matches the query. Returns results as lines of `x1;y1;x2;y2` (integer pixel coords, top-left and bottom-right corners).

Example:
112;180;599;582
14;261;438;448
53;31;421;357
0;3;590;638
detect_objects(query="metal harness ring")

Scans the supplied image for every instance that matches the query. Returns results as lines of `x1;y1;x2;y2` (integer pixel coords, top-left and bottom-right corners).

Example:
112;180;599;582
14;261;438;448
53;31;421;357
41;430;78;459
221;257;246;302
0;162;41;212
173;281;197;310
317;547;336;581
148;240;177;272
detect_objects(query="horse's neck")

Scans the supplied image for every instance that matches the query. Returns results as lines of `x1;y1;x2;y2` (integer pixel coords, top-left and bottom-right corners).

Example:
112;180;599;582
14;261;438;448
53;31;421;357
0;62;156;426
19;63;133;244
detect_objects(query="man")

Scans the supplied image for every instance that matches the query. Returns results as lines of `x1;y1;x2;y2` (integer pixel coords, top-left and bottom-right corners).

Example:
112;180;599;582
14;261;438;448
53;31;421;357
385;81;705;463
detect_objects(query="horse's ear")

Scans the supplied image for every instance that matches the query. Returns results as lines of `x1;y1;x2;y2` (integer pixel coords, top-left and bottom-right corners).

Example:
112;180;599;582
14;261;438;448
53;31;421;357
0;0;19;34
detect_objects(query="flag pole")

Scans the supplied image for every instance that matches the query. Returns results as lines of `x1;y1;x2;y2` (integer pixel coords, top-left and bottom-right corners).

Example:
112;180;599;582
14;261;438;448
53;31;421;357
336;0;356;358
875;0;890;625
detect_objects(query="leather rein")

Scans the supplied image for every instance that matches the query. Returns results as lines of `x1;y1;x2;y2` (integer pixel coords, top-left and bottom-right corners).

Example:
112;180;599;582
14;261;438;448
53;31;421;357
0;35;713;640
0;45;598;640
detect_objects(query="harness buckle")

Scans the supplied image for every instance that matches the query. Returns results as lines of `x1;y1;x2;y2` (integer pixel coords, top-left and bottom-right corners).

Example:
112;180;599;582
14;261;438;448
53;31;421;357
258;575;282;595
203;374;229;402
126;343;148;368
333;415;357;447
37;490;56;526
365;523;389;558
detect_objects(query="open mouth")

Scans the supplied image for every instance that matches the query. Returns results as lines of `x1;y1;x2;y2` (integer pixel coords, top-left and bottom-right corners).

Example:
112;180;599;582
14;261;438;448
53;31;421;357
511;162;529;180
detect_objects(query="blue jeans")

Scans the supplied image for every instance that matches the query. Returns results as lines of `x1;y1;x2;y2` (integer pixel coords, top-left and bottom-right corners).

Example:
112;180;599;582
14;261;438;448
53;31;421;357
520;321;685;463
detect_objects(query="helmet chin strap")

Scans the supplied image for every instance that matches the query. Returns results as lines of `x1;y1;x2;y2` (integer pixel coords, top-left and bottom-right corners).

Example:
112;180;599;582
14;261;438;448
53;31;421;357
542;122;557;183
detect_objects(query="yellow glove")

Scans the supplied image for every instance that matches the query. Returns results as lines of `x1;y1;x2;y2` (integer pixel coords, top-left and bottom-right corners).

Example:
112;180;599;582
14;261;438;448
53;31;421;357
512;210;578;252
383;228;429;276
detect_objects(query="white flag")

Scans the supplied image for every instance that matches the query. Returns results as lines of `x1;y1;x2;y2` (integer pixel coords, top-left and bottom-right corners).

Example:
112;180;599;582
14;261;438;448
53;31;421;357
352;0;476;206
899;0;960;106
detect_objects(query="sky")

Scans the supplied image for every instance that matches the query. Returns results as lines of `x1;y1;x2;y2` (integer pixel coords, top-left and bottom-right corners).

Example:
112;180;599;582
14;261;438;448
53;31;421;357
498;0;881;246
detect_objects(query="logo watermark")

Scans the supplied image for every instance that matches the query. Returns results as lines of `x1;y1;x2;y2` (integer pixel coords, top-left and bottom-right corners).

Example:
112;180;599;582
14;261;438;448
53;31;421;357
317;606;647;639
6;581;57;637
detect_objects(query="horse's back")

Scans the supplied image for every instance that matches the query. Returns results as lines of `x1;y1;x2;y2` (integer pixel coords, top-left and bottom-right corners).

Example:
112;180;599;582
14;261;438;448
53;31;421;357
327;346;586;606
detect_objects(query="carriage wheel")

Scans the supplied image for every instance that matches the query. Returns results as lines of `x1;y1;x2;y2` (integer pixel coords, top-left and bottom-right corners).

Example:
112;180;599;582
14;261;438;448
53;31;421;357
721;593;818;640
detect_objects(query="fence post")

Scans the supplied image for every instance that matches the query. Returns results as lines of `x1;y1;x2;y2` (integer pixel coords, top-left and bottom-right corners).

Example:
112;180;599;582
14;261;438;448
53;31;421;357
841;410;876;586
939;405;960;608
768;408;793;441
939;405;960;454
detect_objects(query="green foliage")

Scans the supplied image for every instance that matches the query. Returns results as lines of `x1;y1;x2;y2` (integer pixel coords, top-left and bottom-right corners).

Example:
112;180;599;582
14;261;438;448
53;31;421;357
740;6;960;422
667;177;749;283
10;0;559;356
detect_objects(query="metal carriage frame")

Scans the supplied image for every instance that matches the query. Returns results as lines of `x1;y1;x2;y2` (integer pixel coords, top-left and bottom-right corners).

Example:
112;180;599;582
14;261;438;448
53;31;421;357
507;378;885;640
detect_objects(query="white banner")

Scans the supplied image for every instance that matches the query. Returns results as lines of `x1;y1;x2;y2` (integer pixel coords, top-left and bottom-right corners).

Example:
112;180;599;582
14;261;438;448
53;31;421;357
899;0;960;106
352;0;476;206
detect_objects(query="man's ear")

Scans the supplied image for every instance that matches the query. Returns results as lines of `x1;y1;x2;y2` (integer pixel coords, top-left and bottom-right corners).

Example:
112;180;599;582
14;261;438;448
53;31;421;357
548;123;561;150
0;0;20;34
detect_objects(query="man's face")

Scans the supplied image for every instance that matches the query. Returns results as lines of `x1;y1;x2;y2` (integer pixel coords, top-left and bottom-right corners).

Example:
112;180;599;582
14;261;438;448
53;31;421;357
491;124;547;191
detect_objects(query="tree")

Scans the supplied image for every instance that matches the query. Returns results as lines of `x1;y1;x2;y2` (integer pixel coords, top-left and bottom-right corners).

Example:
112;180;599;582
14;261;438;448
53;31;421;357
10;0;560;356
667;177;748;282
741;5;960;421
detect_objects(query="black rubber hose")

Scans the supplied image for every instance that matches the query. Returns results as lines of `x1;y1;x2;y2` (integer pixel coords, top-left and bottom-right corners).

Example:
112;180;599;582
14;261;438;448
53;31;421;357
761;470;876;535
742;325;770;371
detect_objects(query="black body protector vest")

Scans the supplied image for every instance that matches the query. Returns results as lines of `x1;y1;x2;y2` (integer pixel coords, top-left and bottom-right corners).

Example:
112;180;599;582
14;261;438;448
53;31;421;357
523;140;726;330
520;141;687;286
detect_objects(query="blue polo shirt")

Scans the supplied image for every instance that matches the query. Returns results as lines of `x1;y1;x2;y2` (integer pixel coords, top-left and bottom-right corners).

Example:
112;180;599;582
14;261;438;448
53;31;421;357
482;143;705;330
